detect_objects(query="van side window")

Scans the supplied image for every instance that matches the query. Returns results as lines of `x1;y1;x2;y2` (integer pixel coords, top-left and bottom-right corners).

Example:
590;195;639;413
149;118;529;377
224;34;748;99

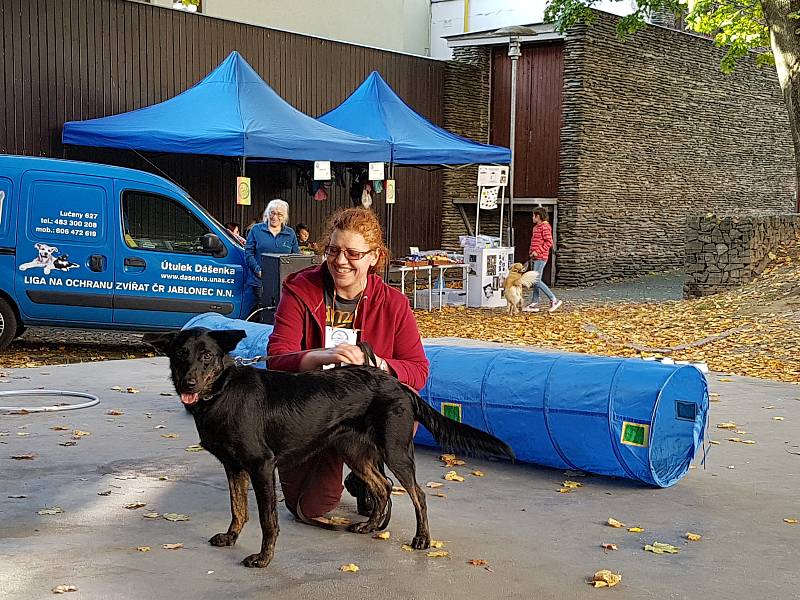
122;191;210;254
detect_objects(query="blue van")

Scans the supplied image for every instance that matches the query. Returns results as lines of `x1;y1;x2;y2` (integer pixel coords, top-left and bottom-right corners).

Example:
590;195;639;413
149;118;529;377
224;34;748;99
0;155;249;348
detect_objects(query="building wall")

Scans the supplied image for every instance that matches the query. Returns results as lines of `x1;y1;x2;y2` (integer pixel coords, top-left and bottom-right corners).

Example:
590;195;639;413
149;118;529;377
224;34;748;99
557;12;796;284
145;0;432;55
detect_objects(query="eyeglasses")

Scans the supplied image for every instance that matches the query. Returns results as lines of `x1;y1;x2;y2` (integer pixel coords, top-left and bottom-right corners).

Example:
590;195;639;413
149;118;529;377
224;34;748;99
324;245;374;261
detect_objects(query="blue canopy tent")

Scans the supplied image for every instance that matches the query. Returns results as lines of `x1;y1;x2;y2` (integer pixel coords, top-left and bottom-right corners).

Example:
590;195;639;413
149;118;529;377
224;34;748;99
318;71;510;165
318;71;511;253
63;51;391;163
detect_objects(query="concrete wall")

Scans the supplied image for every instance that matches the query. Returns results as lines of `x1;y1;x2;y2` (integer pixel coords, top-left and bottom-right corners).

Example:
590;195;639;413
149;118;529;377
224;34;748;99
684;214;799;297
145;0;432;55
557;12;796;284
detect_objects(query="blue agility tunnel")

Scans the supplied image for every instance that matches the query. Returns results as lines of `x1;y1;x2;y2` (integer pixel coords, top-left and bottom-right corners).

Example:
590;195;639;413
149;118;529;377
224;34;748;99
414;345;708;488
184;313;272;366
183;314;708;487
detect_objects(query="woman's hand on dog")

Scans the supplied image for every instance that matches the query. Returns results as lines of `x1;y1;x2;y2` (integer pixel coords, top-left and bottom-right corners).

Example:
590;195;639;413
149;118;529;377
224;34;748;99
299;344;389;372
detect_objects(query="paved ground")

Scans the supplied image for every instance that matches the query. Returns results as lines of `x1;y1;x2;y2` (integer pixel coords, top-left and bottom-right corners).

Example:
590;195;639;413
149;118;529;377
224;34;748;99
554;269;685;305
1;339;798;599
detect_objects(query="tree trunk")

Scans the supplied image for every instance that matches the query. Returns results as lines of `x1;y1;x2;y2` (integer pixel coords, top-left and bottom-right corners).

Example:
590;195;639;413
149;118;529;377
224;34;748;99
762;0;800;210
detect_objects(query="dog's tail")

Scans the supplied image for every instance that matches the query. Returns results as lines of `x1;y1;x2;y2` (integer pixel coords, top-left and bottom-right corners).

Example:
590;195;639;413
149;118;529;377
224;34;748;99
408;389;515;461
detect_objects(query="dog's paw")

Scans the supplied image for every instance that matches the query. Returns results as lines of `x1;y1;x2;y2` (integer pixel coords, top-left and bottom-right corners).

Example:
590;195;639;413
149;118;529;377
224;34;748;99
209;532;237;547
348;520;378;534
242;552;273;568
411;534;431;550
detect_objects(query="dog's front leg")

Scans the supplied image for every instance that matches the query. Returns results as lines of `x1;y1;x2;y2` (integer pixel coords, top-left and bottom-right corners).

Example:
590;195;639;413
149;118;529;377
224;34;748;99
241;459;279;568
209;466;250;547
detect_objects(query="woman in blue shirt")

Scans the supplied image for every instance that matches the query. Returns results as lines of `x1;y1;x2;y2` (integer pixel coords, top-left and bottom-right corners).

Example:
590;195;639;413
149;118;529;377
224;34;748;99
243;199;299;318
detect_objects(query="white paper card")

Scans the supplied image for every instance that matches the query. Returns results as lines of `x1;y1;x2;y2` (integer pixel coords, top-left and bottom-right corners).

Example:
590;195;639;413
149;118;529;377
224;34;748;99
477;165;508;187
322;326;359;369
314;161;331;180
368;162;385;181
479;186;499;209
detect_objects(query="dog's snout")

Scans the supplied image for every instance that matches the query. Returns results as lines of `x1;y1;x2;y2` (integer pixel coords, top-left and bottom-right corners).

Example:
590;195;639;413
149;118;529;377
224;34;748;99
185;377;198;388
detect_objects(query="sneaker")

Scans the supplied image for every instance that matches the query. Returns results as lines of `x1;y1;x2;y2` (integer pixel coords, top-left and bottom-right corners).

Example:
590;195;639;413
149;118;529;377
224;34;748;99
344;472;375;517
548;299;563;312
523;304;540;313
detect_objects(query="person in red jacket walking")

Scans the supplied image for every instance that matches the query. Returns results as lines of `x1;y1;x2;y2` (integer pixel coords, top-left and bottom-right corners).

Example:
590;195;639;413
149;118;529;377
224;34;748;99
267;207;429;522
524;207;563;312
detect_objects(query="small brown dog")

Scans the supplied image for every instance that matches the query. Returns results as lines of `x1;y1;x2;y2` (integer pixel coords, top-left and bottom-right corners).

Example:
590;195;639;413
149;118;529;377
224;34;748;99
503;263;540;315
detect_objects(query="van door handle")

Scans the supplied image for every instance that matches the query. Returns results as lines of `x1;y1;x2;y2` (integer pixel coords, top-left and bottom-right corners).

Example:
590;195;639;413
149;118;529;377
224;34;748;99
89;255;107;272
124;257;146;268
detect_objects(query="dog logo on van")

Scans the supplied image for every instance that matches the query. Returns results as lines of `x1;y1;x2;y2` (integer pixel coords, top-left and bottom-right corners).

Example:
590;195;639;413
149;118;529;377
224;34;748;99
19;243;80;275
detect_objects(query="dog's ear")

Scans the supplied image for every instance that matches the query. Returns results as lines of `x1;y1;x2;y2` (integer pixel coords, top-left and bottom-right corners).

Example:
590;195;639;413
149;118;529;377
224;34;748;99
207;329;247;354
142;332;177;353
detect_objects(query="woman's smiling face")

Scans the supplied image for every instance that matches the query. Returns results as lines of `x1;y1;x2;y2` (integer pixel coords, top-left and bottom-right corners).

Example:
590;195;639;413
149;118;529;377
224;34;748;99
326;229;377;298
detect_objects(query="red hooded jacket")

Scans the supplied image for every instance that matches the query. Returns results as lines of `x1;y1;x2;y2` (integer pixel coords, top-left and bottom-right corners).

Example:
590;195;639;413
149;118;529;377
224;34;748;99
267;264;429;391
528;221;554;261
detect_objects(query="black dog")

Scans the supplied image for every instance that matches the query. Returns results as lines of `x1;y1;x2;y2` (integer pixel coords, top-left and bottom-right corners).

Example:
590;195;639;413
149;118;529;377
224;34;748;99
144;327;515;568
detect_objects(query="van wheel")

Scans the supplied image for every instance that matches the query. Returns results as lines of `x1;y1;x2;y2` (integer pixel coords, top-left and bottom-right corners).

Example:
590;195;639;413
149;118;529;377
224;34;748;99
0;298;18;349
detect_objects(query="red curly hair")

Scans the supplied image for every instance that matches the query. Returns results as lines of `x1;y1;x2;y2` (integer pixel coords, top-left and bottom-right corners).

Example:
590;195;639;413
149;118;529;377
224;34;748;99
318;208;389;273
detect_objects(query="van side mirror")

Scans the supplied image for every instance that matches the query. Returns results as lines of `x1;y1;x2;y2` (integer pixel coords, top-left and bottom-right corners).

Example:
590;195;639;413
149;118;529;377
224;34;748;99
202;233;227;258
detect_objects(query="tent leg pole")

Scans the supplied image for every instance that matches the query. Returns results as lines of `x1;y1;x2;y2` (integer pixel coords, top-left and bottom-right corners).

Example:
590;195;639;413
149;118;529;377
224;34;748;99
240;156;246;229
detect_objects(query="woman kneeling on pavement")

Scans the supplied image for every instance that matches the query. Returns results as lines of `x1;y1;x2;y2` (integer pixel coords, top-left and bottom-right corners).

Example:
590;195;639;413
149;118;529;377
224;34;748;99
267;207;430;521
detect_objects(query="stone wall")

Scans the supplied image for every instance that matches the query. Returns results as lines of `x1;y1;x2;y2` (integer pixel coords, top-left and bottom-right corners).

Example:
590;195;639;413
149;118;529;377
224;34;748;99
684;214;800;297
441;47;496;250
557;11;796;285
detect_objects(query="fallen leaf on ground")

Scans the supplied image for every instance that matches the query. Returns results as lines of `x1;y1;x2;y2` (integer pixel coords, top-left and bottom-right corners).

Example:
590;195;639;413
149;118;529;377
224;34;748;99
727;465;736;469
339;563;359;572
686;532;702;541
562;480;583;488
773;416;785;421
160;433;179;439
557;488;573;493
430;540;445;549
184;445;204;452
717;378;733;382
471;470;485;477
735;430;747;434
161;543;183;550
444;470;465;482
601;543;618;551
137;546;151;552
107;410;124;416
426;481;444;488
326;516;350;525
644;541;680;554
160;392;174;396
432;492;448;498
373;531;391;540
124;502;147;510
401;544;414;552
59;441;77;447
716;422;737;429
741;440;757;444
72;430;90;438
110;386;122;391
588;570;621;588
727;437;742;443
154;425;166;429
8;494;27;498
50;426;70;431
440;453;466;467
762;405;775;410
126;387;139;394
37;507;64;515
607;518;625;528
11;453;36;460
97;490;112;496
51;585;78;593
391;486;406;495
16;432;29;437
427;550;449;558
628;527;645;533
143;512;161;519
163;513;190;522
468;559;488;566
785;518;798;524
709;440;720;445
